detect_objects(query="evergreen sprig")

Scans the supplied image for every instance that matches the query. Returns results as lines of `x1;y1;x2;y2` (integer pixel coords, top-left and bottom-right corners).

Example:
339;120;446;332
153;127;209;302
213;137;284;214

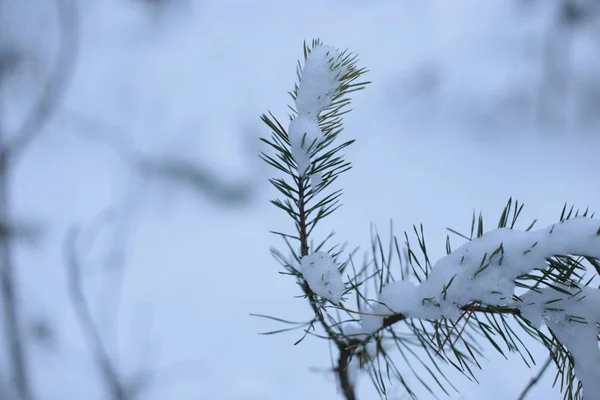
259;39;370;400
258;40;600;400
351;199;598;400
260;38;369;259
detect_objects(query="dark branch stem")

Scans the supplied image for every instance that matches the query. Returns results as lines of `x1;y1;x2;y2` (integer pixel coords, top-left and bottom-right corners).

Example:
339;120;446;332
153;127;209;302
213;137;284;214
0;153;34;400
381;304;522;330
337;345;356;400
5;0;78;162
297;176;309;258
0;3;77;397
296;175;356;400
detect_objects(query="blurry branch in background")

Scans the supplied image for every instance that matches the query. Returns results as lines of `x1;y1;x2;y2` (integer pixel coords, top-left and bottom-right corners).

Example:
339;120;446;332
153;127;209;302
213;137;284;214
3;0;79;162
63;109;253;206
537;0;574;129
517;356;553;400
0;1;78;399
0;370;16;400
535;0;600;130
137;156;251;204
131;0;188;14
63;209;206;400
63;209;153;400
64;224;130;400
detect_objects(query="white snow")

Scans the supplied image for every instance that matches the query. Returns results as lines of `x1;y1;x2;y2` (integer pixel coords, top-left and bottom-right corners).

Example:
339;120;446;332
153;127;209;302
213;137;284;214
288;45;348;176
359;218;600;398
295;45;348;117
546;308;600;399
300;251;344;304
288;116;322;175
520;285;600;398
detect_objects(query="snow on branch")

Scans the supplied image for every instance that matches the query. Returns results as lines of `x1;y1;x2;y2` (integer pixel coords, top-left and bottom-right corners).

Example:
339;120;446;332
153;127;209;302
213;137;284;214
357;217;600;398
261;39;600;400
260;40;369;400
289;44;348;177
301;251;344;304
260;39;368;303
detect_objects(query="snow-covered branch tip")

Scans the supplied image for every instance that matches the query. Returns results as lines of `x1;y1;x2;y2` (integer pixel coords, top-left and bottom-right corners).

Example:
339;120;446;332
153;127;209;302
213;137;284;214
260;40;369;302
260;39;369;400
260;37;369;263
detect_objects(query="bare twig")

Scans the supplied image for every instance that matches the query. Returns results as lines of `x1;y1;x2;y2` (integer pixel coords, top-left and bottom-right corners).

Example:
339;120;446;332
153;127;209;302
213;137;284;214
62;108;252;205
63;227;129;400
517;356;553;400
0;3;77;397
0;153;33;400
3;0;78;162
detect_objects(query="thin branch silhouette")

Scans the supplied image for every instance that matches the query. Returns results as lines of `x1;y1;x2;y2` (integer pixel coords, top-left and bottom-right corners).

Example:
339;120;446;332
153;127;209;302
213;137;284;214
517;356;553;400
63;226;129;400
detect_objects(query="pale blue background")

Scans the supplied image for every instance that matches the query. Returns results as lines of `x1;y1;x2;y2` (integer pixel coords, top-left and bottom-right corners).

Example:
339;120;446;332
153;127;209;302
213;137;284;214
2;0;599;399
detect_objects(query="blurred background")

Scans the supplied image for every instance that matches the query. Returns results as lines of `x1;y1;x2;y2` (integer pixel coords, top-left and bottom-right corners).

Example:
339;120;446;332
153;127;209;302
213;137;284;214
0;0;598;399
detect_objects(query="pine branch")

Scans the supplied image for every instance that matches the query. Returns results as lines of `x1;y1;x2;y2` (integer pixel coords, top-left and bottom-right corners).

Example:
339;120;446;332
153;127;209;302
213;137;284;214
380;304;523;331
345;201;600;399
259;39;600;400
337;345;357;400
260;39;369;400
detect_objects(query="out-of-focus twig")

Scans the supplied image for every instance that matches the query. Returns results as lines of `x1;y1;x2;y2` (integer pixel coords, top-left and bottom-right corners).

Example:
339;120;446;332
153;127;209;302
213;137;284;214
517;356;553;400
0;1;78;399
63;108;253;205
3;0;78;162
64;207;207;400
0;152;34;400
64;227;129;400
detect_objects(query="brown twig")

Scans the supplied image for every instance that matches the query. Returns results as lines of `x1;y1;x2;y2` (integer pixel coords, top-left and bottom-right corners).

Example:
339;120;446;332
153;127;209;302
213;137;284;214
434;307;475;356
337;345;356;400
381;304;522;331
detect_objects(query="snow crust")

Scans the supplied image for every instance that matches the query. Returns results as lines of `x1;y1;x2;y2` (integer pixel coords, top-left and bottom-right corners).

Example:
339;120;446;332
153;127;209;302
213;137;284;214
288;45;348;176
300;251;344;304
291;46;349;305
